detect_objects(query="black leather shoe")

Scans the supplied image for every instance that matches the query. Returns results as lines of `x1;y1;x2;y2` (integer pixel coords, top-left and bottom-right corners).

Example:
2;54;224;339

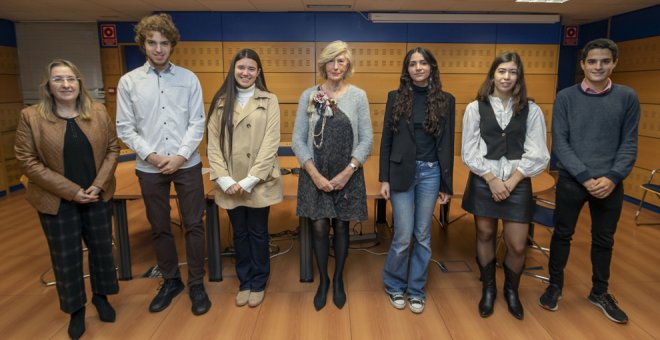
92;294;116;322
189;284;211;316
333;277;346;309
149;279;184;313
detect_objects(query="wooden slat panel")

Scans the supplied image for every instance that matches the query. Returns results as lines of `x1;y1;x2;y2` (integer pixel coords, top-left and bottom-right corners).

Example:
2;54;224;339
1;131;16;160
537;103;553;132
372;132;381;156
611;70;660;104
224;42;315;73
3;158;20;188
348;73;400;104
0;160;6;191
280;133;292;143
0;75;22;103
496;44;559;74
615;36;660;72
315;42;406;74
102;74;121;103
624;166;660;205
454;132;462;156
100;48;122;76
196;72;224;104
455;103;468;133
280;104;298;135
526;74;557;104
370;103;386;134
170;42;223;73
0;46;19;75
637;136;660;171
410;43;494;74
0;103;23;132
441;74;483;104
268;73;316;104
639;104;660;138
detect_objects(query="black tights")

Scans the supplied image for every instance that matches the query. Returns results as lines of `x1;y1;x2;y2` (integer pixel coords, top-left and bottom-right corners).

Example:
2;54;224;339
475;216;528;272
312;218;349;283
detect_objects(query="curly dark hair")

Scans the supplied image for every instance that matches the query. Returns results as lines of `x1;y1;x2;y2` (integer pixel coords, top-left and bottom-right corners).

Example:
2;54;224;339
476;51;531;116
390;47;448;136
134;13;180;52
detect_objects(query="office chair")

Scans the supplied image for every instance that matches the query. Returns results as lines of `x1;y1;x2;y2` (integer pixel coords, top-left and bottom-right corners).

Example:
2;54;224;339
635;168;660;226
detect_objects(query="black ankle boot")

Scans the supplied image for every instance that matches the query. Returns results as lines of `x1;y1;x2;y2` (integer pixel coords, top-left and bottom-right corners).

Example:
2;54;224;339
477;258;496;318
92;294;116;322
68;306;85;340
314;278;330;311
333;276;346;309
503;263;524;320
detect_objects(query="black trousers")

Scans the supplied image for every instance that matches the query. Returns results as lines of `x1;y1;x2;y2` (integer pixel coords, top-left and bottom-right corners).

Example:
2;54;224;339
39;200;118;313
136;163;206;286
227;206;270;292
548;175;624;295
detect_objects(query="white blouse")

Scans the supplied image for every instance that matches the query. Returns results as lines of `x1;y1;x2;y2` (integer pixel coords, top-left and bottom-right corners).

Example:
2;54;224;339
461;96;550;180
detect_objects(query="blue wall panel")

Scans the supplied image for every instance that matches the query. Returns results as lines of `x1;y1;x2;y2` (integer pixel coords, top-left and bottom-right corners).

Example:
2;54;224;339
0;19;17;47
611;5;660;42
407;24;496;43
495;23;561;44
557;44;578;91
169;12;223;41
222;12;315;41
578;20;608;48
315;13;406;42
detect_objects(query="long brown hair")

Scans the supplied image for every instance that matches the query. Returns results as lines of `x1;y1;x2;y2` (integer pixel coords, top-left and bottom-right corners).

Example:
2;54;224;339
390;47;448;136
36;59;94;122
208;49;269;162
476;51;530;115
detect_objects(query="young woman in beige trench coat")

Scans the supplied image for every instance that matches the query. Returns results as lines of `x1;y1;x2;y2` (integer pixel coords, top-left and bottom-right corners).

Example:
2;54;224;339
207;49;283;308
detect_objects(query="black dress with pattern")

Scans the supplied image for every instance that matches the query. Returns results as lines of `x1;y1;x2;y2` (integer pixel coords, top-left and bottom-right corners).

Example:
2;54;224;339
296;109;368;221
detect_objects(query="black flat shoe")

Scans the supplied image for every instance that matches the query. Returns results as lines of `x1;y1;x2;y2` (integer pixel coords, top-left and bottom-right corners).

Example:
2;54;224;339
92;294;116;322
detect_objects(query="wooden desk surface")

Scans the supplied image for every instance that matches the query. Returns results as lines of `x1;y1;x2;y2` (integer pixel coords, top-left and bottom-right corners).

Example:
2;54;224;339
114;160;216;199
114;156;555;200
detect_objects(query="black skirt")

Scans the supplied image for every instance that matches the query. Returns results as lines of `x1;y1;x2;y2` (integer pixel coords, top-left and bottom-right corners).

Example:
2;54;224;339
461;172;533;223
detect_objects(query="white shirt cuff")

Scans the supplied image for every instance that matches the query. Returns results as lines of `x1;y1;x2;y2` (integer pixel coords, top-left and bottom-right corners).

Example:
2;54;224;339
217;177;237;192
238;175;260;193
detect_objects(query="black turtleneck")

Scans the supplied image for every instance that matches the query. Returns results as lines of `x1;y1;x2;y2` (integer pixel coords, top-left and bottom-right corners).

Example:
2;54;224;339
411;84;438;162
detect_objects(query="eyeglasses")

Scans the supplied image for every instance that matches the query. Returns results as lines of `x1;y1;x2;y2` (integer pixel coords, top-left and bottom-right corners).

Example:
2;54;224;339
50;76;79;84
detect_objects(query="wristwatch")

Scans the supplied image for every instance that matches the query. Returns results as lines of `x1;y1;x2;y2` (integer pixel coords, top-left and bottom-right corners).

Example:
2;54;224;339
349;162;358;172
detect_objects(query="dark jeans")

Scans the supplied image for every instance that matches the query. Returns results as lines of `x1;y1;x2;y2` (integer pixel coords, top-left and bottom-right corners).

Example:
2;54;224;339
136;163;206;286
227;206;270;292
548;175;623;295
39;200;118;313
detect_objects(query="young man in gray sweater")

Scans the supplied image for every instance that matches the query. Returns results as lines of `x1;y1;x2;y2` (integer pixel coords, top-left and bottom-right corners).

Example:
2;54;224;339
539;38;640;324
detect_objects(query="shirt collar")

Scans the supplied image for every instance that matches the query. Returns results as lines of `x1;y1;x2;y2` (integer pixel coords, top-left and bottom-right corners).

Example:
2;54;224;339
142;61;176;75
581;78;612;94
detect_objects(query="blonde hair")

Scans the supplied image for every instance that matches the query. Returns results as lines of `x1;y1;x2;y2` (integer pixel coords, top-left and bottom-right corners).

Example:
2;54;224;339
317;40;354;80
36;59;94;122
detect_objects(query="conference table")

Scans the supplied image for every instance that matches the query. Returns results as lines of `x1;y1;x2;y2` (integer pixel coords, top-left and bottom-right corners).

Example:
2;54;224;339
112;156;555;283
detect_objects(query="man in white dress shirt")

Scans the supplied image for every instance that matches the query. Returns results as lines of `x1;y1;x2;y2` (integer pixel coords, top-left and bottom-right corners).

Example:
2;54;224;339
116;13;211;316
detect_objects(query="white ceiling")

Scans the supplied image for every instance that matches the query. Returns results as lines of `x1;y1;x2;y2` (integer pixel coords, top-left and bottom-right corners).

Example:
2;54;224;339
0;0;657;25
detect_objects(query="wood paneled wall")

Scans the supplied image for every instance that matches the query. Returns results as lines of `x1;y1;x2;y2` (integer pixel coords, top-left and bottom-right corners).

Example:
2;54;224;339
611;36;660;204
100;42;559;161
0;45;22;192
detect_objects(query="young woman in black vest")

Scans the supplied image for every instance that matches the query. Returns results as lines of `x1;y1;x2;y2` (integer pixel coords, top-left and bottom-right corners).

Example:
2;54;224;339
461;52;549;320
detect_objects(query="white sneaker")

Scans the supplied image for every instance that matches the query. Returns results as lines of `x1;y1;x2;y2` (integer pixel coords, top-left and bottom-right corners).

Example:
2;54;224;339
388;293;406;310
408;297;425;314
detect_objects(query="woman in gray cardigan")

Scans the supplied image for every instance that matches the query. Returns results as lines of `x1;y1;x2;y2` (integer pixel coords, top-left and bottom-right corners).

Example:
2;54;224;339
292;40;373;311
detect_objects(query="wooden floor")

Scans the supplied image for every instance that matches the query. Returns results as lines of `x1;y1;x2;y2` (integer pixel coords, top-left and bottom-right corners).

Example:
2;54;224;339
1;188;660;340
